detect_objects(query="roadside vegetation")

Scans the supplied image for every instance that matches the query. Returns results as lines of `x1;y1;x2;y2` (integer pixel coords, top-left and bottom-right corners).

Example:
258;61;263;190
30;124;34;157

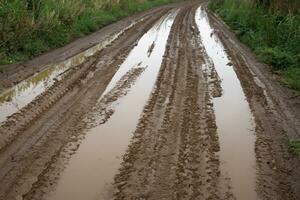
288;139;300;155
0;0;181;70
208;0;300;90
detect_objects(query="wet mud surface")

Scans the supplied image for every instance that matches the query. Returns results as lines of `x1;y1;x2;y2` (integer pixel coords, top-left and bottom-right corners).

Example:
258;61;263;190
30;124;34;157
0;33;123;123
196;7;257;200
0;1;299;200
42;11;177;200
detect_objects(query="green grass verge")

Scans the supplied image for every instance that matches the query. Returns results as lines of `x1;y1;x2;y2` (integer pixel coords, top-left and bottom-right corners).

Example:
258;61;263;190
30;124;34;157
288;139;300;155
282;68;300;90
208;0;300;90
0;0;182;67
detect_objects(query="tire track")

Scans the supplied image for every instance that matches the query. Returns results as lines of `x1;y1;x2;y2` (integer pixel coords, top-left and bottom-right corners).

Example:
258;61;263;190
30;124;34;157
23;9;178;200
85;67;146;128
206;4;300;199
0;8;172;200
114;2;232;199
0;1;298;200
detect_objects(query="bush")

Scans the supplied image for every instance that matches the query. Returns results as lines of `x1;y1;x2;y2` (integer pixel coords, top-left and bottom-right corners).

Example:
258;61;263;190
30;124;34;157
256;47;296;70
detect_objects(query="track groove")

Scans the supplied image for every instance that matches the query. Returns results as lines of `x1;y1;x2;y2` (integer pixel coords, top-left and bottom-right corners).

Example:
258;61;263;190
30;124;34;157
113;3;231;199
206;5;300;199
0;1;299;200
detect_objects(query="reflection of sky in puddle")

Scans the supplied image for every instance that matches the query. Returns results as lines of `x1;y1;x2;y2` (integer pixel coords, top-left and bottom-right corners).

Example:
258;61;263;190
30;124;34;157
0;62;70;123
196;7;258;200
0;33;121;124
46;11;177;200
102;14;172;96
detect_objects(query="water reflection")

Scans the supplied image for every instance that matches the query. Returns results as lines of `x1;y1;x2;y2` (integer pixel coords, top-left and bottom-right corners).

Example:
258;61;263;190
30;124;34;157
195;7;258;200
46;11;177;200
0;33;121;123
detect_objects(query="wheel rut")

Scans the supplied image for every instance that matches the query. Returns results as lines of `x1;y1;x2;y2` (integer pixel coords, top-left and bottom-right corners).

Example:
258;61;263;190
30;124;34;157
0;1;299;200
0;7;173;200
114;3;229;199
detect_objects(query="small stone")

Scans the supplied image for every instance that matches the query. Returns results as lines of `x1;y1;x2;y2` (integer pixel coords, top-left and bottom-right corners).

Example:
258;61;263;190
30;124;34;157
227;62;233;66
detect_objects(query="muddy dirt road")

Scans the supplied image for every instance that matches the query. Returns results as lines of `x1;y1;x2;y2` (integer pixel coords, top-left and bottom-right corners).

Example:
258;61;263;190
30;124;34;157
0;1;299;200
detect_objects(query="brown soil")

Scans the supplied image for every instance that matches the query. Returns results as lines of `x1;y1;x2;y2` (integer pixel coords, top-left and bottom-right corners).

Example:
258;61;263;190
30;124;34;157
0;1;299;200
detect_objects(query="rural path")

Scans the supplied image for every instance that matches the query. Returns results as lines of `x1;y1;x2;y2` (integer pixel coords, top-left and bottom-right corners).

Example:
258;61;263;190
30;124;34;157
0;1;299;200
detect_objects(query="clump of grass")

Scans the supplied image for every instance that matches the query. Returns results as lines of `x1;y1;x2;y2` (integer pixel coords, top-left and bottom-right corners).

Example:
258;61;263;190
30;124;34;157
288;139;300;154
208;0;300;90
282;67;300;90
0;0;181;66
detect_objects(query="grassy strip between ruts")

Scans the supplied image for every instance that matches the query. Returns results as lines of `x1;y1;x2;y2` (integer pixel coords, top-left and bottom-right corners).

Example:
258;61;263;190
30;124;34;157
0;0;182;71
208;0;300;90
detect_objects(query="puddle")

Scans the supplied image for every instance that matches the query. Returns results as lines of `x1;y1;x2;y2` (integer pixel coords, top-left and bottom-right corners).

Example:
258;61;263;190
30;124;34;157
195;7;258;200
46;11;177;200
0;26;134;124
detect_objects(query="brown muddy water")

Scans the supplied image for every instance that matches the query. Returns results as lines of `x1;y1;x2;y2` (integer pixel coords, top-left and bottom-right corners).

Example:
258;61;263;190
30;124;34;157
0;28;131;124
195;7;258;200
45;11;177;200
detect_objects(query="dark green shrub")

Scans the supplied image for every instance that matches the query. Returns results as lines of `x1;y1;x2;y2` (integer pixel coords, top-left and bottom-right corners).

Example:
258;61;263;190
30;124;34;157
256;47;295;70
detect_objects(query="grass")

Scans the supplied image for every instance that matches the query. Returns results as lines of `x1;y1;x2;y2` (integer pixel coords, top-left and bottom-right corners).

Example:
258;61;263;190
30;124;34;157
0;0;182;68
282;67;300;90
288;139;300;154
208;0;300;90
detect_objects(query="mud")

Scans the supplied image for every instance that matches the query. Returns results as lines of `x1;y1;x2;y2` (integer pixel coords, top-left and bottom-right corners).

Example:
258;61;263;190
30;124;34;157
205;3;300;199
0;31;127;123
43;11;176;200
0;7;173;200
113;4;227;199
0;1;299;200
196;7;258;200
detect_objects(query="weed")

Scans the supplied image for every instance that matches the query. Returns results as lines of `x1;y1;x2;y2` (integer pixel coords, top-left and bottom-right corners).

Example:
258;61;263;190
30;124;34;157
282;67;300;90
255;47;296;70
288;139;300;154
